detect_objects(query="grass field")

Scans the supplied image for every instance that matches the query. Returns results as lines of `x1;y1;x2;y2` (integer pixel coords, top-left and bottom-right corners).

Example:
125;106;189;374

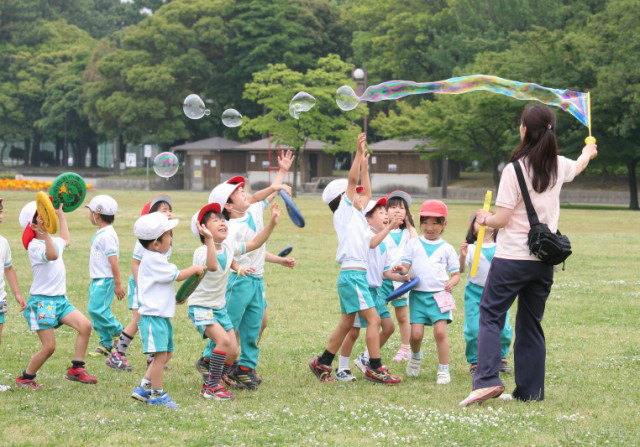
0;189;638;446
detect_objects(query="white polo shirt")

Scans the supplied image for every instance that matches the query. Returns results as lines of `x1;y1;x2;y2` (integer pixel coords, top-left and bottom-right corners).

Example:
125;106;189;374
334;195;371;269
466;242;496;287
89;225;119;279
137;250;179;318
0;236;12;302
28;237;67;296
227;201;267;276
403;237;459;292
366;230;390;288
132;241;172;262
188;241;246;310
384;228;410;267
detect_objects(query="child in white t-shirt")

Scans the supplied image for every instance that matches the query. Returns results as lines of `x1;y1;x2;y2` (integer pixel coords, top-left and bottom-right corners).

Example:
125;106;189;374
85;195;125;359
110;195;173;371
130;212;204;409
394;200;460;385
0;198;25;392
188;202;280;400
16;201;97;390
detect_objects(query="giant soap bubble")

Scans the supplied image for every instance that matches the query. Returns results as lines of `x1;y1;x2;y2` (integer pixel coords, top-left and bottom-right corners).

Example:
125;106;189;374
183;94;210;120
288;91;316;119
153;152;179;178
336;85;360;111
221;109;243;127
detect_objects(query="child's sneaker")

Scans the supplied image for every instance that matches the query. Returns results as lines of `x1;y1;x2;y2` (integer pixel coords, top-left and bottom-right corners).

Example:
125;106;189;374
222;373;238;389
131;386;151;403
148;391;179;409
364;366;402;385
335;368;356;382
500;359;512;374
392;346;410;363
195;357;209;382
89;345;111;358
200;384;235;400
459;385;505;407
15;376;44;390
469;364;478;375
106;353;133;372
309;357;335;383
64;366;98;384
247;369;262;385
436;370;451;385
406;358;422;377
228;367;259;390
0;383;10;392
353;353;369;373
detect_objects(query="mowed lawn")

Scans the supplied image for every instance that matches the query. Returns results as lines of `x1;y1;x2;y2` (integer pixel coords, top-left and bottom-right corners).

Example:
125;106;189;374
0;189;638;446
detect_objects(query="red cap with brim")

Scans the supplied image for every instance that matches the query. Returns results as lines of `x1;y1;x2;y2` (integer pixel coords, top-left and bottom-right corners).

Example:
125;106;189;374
22;226;35;250
225;176;245;187
419;200;448;218
197;202;222;223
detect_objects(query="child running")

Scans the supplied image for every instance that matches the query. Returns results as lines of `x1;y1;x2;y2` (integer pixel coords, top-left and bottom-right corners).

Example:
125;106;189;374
393;200;460;385
204;150;293;390
460;213;512;375
108;195;173;371
86;195;125;359
381;190;417;362
188;201;280;400
130;212;204;408
309;133;402;385
16;201;97;389
336;197;405;381
0;198;26;392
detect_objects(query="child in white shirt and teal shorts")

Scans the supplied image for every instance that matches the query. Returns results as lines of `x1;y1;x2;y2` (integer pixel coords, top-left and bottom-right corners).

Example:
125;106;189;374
130;212;204;409
394;200;460;385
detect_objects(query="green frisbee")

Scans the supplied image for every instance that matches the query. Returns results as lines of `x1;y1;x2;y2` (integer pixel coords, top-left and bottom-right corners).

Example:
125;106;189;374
49;172;87;212
176;273;203;304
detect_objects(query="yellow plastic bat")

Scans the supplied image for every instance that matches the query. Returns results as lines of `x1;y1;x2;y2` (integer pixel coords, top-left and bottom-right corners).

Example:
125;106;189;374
470;190;492;278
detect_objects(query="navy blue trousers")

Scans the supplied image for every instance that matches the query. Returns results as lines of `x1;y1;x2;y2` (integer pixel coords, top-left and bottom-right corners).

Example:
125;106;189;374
473;257;554;401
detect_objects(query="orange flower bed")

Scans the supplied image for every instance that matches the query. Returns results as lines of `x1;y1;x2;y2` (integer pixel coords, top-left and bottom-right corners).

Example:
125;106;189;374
0;179;93;191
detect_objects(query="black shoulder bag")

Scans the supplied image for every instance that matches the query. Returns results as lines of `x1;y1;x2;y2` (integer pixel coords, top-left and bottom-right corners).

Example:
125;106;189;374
512;161;572;267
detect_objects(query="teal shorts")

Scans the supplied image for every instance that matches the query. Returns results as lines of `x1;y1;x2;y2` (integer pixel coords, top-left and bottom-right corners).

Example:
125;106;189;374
188;305;234;338
127;275;138;310
409;290;452;326
338;270;375;315
381;279;408;308
0;313;4;324
356;287;391;328
138;315;174;353
23;295;76;331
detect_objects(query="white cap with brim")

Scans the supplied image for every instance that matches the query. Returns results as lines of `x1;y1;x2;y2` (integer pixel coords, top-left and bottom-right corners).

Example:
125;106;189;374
86;195;118;216
386;190;412;207
364;197;388;215
208;182;241;207
190;211;200;239
134;212;179;240
322;179;347;204
19;201;37;229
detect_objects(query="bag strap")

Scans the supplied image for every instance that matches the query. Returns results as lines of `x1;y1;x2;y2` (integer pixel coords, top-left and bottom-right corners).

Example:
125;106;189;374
511;160;541;226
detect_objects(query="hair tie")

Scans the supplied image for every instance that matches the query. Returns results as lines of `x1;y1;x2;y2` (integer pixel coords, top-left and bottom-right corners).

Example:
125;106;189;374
546;123;552;130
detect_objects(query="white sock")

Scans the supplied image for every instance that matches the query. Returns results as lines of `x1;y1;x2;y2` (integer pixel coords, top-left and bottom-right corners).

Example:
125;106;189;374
438;364;449;372
363;349;370;362
140;377;151;389
411;350;423;361
338;355;350;371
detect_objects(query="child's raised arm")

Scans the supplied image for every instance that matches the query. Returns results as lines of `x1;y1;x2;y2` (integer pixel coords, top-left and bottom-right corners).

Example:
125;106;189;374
31;217;58;261
345;133;365;203
359;151;372;206
198;224;219;272
177;264;205;282
250;184;292;204
55;205;70;247
245;204;281;253
265;251;296;268
370;213;403;249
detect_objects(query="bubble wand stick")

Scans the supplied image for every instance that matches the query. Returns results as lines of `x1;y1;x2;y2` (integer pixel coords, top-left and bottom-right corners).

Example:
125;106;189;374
470;190;492;278
585;91;596;144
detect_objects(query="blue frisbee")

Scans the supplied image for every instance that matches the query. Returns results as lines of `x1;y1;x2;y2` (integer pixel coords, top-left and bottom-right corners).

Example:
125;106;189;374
278;246;293;257
385;277;420;302
279;190;305;228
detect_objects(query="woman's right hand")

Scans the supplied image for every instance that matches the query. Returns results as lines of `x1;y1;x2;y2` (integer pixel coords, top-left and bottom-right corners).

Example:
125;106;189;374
460;242;468;258
583;141;598;160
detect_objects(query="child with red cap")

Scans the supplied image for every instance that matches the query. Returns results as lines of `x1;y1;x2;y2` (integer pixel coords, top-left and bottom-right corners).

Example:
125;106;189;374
393;200;460;385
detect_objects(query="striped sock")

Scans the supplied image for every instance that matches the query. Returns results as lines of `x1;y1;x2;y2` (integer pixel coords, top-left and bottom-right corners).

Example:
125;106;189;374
116;332;133;355
206;350;227;387
222;362;233;378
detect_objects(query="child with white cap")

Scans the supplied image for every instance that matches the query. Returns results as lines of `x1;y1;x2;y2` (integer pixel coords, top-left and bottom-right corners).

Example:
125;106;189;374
0;198;26;392
335;196;406;382
16;200;97;389
130;212;204;408
109;195;173;371
205;149;293;390
309;133;402;385
188;201;280;400
85;195;125;359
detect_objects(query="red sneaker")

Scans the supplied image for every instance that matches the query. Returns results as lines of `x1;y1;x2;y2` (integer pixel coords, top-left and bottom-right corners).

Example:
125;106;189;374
65;367;98;384
364;366;403;385
15;376;44;390
200;384;235;401
309;357;334;383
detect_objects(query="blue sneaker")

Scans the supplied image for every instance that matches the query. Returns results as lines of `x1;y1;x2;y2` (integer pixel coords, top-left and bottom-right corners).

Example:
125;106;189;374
148;392;179;409
131;386;151;403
